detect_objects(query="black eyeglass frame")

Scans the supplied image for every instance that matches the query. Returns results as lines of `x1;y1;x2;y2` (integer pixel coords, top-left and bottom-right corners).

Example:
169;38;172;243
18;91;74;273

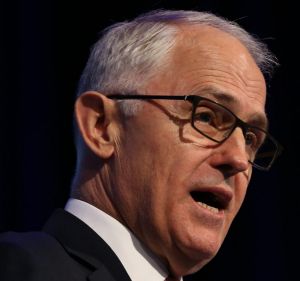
108;94;282;171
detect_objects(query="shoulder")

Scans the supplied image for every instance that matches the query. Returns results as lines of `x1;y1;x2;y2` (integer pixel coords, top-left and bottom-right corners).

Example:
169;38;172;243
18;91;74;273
0;231;78;281
0;232;49;280
0;231;61;258
1;230;55;245
0;231;51;254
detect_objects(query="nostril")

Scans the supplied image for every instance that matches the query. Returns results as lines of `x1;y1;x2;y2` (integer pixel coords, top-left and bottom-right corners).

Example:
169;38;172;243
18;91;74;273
218;164;235;172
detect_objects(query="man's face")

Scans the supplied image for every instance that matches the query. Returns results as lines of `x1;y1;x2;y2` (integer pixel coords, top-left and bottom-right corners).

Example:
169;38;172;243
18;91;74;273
111;26;267;276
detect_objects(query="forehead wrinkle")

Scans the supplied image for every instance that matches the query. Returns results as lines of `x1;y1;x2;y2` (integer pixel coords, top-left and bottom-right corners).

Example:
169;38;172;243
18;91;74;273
189;73;264;102
187;45;266;97
205;62;265;94
185;62;265;92
232;67;266;100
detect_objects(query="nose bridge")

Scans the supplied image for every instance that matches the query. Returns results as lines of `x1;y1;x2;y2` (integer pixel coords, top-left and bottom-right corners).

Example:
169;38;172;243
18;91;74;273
227;126;246;149
218;127;250;172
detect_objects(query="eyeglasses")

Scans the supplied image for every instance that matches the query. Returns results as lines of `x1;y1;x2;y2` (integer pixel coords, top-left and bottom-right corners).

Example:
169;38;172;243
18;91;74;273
108;94;282;171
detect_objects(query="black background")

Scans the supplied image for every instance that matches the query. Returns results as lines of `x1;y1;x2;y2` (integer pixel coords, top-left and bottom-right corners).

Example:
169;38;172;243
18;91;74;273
0;1;298;280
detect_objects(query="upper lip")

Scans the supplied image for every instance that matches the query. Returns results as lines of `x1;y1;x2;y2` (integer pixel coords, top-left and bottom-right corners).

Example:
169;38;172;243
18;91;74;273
190;185;233;210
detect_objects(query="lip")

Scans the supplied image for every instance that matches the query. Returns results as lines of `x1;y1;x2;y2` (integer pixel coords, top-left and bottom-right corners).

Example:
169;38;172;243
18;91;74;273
189;185;233;217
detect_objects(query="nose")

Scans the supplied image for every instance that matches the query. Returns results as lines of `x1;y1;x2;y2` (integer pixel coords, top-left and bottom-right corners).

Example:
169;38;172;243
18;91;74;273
209;128;250;175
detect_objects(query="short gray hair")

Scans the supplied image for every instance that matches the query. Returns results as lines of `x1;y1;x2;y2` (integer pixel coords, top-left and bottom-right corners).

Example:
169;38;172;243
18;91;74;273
77;9;277;98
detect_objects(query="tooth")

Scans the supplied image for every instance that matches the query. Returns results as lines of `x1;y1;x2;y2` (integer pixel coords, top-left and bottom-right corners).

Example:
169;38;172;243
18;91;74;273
197;202;219;213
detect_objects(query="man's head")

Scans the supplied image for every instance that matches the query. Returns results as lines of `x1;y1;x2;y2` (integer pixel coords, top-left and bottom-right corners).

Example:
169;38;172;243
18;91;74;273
72;10;278;278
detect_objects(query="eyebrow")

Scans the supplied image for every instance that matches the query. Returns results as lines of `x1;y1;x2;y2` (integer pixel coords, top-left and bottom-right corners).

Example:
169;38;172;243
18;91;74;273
196;86;269;130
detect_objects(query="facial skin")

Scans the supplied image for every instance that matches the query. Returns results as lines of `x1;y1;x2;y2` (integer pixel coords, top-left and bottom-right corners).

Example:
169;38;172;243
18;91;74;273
75;25;267;278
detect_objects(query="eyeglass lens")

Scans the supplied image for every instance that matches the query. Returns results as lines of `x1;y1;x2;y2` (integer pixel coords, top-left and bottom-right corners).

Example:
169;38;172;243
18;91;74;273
191;99;277;169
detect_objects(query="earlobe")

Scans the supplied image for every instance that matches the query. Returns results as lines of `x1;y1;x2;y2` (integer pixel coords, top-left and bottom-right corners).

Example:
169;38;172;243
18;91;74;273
75;91;117;159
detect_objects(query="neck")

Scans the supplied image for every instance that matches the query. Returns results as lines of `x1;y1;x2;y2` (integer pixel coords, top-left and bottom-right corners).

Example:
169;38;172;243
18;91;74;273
71;171;123;225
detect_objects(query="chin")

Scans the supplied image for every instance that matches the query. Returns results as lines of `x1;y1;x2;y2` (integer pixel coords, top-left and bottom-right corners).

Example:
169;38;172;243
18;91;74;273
185;257;213;275
169;255;213;277
168;244;219;277
170;236;222;277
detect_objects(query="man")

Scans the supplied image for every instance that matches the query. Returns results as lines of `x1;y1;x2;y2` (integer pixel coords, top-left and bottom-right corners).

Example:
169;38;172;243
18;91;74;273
0;9;281;281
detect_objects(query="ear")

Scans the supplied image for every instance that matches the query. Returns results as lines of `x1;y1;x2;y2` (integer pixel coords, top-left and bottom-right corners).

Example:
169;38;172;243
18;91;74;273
75;91;118;159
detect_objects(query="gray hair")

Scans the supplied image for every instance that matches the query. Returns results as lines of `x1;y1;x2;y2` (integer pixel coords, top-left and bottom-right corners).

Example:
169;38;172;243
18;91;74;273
77;9;278;115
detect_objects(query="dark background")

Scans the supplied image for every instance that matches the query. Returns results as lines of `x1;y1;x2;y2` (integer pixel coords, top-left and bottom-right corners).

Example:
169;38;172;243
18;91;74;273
0;1;298;280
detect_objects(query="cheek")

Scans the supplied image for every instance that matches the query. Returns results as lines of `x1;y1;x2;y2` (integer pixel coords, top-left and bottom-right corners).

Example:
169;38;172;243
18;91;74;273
179;122;220;151
128;144;199;235
112;129;177;226
231;174;250;217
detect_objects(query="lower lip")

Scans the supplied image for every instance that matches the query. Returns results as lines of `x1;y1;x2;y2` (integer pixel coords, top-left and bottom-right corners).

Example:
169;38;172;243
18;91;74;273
192;199;225;224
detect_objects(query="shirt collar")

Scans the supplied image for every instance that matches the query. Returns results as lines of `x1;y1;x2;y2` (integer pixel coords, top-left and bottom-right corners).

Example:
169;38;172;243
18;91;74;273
65;198;169;281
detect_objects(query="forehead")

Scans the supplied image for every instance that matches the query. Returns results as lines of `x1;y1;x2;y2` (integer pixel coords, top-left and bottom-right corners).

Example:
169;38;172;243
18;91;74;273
144;25;267;121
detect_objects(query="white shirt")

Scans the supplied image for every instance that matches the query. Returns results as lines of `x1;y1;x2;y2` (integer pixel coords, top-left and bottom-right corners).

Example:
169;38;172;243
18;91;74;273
65;198;169;281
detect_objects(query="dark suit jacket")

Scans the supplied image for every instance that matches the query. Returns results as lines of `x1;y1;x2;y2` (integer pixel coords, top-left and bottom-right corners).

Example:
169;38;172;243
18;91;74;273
0;209;132;281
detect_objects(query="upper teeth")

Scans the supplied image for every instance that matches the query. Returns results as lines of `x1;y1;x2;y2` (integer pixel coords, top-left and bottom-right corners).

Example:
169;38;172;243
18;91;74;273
197;201;219;213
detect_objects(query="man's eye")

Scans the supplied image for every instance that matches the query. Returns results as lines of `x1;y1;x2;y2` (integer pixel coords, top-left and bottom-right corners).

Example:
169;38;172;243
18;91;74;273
194;111;217;126
245;131;258;148
198;113;213;123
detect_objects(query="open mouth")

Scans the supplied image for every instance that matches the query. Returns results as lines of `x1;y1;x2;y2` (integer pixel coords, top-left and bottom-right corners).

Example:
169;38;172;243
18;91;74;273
190;191;226;213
